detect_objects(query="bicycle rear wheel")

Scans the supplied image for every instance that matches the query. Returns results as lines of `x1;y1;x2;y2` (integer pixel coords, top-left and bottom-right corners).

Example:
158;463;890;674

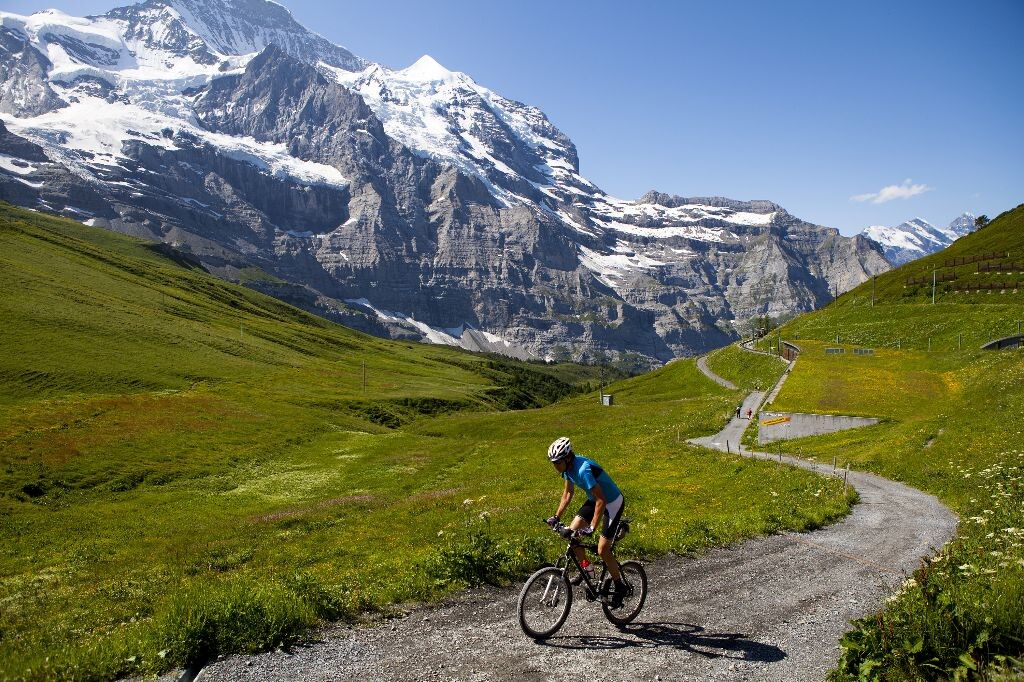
517;566;573;639
602;560;647;626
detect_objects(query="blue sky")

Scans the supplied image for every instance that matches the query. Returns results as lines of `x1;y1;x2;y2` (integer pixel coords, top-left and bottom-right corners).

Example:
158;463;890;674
6;0;1023;234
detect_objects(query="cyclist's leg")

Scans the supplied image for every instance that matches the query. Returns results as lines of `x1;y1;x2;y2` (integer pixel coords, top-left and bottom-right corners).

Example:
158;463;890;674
570;500;595;565
598;496;625;581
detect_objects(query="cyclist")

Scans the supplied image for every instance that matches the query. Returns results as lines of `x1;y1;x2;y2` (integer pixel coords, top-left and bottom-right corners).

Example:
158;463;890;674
545;437;628;607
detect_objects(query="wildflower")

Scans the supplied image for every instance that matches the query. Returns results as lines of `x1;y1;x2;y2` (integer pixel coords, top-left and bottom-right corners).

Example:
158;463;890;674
650;508;659;515
478;511;490;521
462;499;474;505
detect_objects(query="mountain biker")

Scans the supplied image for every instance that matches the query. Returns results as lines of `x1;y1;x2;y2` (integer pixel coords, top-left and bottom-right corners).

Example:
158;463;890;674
545;437;628;608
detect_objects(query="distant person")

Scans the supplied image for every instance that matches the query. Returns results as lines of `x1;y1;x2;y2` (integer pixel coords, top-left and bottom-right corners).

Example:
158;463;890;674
746;408;753;419
735;405;742;418
545;437;628;607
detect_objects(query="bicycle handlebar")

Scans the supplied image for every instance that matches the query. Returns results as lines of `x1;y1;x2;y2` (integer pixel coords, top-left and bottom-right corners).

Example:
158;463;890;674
542;519;580;540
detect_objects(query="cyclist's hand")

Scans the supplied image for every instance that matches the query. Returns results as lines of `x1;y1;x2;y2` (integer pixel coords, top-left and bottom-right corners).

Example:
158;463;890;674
578;526;595;536
545;516;559;528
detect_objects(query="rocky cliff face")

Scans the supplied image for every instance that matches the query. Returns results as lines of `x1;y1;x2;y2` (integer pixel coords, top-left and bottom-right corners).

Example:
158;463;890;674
0;27;65;116
0;0;890;364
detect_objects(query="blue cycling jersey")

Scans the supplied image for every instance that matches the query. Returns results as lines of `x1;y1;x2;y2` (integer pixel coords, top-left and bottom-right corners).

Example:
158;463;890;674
562;455;622;503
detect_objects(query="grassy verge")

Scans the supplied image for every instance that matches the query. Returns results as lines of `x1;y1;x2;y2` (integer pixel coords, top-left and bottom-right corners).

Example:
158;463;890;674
0;204;853;680
705;342;788;392
769;340;1023;678
768;204;1024;677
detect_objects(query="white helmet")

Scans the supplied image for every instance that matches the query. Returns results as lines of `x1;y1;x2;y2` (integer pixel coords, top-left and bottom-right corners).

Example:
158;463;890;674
547;437;574;463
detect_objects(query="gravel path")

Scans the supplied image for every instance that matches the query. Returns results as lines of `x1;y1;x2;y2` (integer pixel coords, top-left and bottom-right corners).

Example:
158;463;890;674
199;395;957;682
696;355;737;390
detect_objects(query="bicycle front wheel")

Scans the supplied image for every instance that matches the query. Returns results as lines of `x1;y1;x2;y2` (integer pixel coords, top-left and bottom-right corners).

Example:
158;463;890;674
517;566;573;639
602;560;647;626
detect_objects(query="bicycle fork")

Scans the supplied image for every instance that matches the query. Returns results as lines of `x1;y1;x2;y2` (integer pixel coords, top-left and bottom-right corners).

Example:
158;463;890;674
540;574;562;606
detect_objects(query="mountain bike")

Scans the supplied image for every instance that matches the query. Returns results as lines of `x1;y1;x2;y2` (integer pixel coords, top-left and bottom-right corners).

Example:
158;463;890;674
516;518;647;639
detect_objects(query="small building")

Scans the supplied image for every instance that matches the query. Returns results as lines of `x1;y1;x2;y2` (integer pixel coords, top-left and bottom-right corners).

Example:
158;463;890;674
601;394;614;406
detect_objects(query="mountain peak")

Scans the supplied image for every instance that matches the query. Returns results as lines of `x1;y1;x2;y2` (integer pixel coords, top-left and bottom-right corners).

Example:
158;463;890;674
103;0;367;71
861;213;977;266
400;54;460;82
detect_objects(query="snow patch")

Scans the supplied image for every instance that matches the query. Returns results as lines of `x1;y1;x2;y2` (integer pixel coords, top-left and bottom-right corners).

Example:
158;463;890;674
0;154;38;175
3;96;348;189
578;243;666;289
345;298;462;347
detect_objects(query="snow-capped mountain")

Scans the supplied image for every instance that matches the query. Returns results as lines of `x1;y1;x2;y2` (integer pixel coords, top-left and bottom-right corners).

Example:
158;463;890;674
862;214;976;266
0;0;889;364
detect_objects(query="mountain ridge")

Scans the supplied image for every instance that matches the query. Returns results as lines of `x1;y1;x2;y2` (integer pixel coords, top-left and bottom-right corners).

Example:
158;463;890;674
0;0;889;364
861;213;975;266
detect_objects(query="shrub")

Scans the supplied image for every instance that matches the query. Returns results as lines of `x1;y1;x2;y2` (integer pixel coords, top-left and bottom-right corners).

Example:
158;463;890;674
157;578;316;668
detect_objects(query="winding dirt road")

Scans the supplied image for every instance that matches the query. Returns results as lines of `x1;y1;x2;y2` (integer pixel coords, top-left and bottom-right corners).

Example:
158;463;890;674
198;359;957;682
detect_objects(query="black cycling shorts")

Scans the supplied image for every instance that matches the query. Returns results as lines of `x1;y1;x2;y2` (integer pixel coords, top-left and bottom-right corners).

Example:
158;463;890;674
575;495;625;540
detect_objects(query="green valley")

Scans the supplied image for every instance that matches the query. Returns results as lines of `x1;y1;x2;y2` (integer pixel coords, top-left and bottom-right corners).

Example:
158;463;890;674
0;203;852;680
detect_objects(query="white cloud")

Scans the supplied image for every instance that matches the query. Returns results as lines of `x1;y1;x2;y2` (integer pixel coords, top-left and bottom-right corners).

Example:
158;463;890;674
851;178;932;204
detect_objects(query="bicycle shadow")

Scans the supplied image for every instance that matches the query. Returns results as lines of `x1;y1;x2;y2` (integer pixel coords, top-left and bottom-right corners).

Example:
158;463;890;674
538;622;786;663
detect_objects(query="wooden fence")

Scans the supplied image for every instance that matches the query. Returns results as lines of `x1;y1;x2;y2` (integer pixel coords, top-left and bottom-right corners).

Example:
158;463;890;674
977;261;1024;273
942;252;1009;267
949;282;1022;292
907;272;957;286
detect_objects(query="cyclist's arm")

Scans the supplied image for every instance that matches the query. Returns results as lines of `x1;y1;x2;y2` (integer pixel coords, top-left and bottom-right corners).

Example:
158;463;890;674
589;483;607;531
554;478;574;519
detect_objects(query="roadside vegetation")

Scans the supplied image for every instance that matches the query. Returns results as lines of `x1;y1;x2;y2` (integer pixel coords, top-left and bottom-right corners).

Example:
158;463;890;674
705;342;788;392
770;205;1024;679
0;204;852;681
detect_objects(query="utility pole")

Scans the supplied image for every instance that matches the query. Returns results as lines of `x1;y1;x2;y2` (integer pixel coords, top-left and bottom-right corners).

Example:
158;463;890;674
872;275;876;307
362;359;366;393
932;266;937;305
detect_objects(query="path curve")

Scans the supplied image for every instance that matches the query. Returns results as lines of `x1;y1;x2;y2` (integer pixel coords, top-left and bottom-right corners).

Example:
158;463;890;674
696;354;737;390
200;394;957;682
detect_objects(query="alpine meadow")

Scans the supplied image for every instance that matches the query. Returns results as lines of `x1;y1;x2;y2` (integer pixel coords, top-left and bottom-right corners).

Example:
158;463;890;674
1;0;1022;679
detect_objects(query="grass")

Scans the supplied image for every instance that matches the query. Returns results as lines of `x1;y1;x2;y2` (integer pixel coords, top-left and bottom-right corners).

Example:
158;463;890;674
769;204;1024;679
0;203;853;680
705;342;788;392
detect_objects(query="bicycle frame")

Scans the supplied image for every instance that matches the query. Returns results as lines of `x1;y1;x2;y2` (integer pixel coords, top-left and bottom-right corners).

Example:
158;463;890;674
551;523;625;602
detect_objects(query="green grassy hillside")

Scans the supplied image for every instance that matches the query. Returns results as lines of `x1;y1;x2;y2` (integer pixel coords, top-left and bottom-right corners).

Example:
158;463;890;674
0;203;851;680
772;204;1024;680
784;204;1024;352
705;343;789;392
